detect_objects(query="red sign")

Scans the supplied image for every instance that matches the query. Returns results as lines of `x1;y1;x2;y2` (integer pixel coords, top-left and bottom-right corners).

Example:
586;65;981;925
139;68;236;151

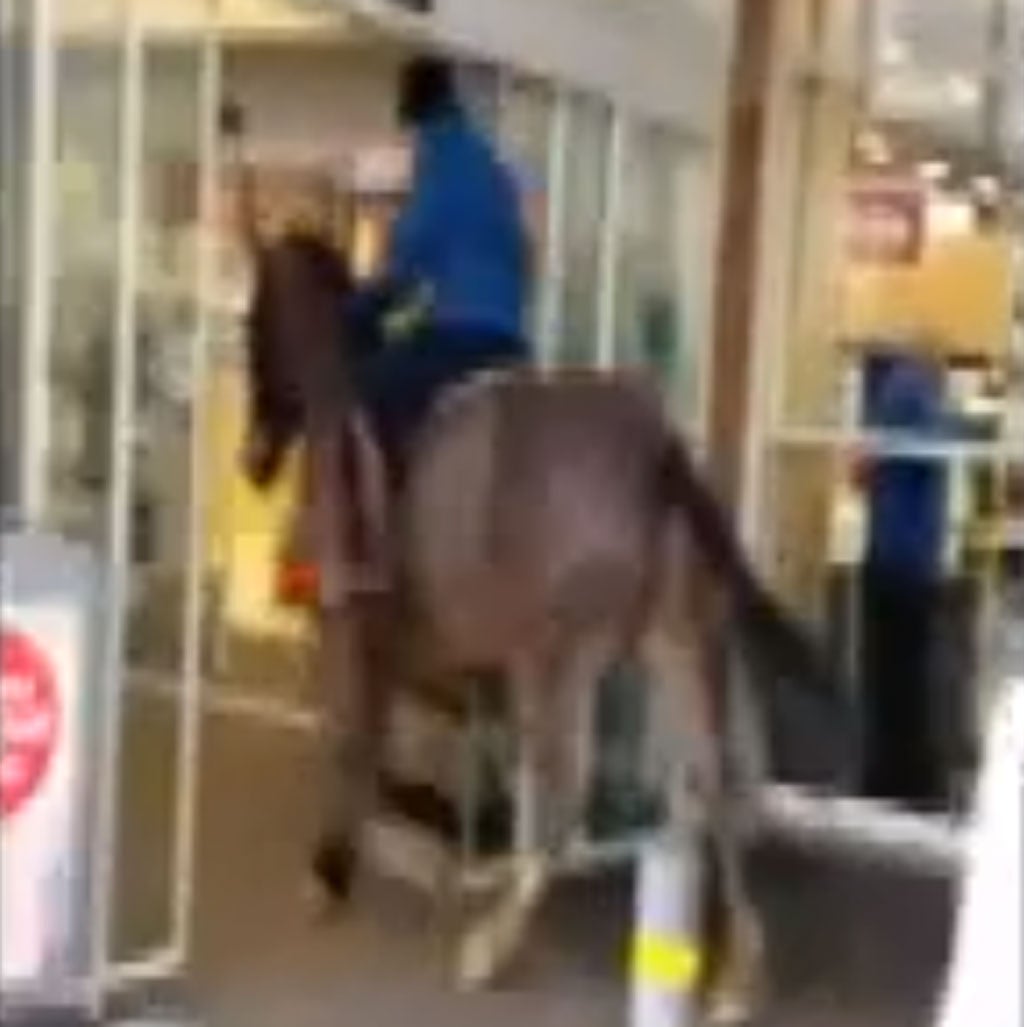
1;629;61;819
846;176;925;265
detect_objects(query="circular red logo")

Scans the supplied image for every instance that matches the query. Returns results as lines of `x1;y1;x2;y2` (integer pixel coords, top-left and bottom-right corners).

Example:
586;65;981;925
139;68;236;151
1;628;61;819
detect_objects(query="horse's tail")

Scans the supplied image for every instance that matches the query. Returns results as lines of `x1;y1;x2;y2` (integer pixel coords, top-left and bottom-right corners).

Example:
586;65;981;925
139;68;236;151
659;436;854;784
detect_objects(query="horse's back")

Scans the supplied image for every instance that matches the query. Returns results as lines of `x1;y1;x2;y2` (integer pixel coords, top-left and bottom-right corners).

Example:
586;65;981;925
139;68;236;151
404;368;671;663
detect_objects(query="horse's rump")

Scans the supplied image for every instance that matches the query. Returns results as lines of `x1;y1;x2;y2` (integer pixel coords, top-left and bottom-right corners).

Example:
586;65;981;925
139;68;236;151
401;369;673;664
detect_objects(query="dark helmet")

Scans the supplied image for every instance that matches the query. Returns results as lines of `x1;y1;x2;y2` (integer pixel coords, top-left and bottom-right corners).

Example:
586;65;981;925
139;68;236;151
397;55;458;127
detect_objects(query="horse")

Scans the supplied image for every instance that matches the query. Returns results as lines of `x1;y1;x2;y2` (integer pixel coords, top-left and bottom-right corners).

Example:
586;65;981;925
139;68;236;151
239;227;849;1016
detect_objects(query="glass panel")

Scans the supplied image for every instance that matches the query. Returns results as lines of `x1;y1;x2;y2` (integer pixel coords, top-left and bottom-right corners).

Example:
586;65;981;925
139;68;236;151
0;0;30;510
114;7;208;960
457;60;500;130
557;94;611;366
615;125;715;433
616;126;691;405
498;74;554;343
127;31;203;673
51;0;123;543
674;147;716;436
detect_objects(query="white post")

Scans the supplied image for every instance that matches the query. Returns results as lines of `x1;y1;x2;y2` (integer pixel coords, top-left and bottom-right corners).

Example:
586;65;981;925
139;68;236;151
629;832;705;1027
19;0;57;523
89;0;144;1008
168;0;221;966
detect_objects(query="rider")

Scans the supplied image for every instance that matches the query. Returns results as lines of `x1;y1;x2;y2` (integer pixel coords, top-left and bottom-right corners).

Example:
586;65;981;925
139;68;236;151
349;55;532;477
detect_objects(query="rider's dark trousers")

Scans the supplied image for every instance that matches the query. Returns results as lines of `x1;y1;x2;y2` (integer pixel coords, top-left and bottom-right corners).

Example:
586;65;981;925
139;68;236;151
354;325;527;477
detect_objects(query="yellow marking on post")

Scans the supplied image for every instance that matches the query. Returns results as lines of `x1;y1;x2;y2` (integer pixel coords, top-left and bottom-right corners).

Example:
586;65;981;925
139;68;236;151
631;931;704;991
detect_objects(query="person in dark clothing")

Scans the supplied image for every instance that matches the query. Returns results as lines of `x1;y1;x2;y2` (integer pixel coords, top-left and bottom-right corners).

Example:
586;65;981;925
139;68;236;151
860;351;948;806
349;56;532;476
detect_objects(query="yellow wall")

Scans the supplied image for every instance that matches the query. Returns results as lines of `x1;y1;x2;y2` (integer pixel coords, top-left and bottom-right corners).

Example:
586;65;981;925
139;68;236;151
840;231;1014;358
205;362;304;635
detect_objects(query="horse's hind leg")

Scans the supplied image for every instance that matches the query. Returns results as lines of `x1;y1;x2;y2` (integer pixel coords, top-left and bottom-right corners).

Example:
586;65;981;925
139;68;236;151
456;631;616;989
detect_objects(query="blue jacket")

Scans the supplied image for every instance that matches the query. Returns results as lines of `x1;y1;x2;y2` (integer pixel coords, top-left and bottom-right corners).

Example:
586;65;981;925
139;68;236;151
866;356;947;580
385;109;530;343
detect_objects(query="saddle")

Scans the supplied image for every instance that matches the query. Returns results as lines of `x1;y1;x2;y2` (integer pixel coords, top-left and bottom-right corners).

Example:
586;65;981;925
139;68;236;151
278;368;518;607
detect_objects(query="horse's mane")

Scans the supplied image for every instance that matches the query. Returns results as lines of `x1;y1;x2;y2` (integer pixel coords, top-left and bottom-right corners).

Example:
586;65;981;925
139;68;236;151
245;231;353;440
274;229;353;296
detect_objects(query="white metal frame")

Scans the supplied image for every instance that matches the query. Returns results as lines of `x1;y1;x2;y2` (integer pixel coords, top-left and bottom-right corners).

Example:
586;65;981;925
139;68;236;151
536;87;570;368
773;428;1022;465
3;0;221;1011
89;0;146;1006
97;1;222;1002
19;0;57;523
169;0;221;971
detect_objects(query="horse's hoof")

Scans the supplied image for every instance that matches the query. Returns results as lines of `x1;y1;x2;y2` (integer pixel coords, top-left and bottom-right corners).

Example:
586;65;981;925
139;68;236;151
454;943;491;992
705;961;764;1025
454;924;501;992
453;894;531;992
706;993;756;1026
301;875;344;922
311;837;357;904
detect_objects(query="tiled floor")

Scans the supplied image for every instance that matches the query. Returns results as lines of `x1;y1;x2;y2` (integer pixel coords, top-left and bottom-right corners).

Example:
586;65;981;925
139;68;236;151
113;692;955;1026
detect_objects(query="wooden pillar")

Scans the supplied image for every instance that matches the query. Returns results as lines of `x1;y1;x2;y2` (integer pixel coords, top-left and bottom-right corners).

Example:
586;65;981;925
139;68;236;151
708;0;781;513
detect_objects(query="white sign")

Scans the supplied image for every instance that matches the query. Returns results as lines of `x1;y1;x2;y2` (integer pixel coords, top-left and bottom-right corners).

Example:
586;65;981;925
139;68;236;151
1;533;98;998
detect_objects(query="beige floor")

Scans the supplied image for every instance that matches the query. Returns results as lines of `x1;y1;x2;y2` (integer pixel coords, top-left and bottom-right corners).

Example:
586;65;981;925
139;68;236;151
112;690;953;1027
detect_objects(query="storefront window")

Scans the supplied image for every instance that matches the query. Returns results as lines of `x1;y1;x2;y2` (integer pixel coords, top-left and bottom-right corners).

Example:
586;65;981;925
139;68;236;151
757;0;1023;808
617;126;690;401
557;94;611;366
497;73;554;342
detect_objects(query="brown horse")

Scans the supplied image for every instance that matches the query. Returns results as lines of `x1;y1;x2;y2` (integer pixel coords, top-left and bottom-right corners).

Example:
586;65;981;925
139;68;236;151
240;229;848;1013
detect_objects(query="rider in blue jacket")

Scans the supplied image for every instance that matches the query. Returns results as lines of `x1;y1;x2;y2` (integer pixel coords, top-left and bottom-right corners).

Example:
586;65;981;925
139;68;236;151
351;56;531;474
